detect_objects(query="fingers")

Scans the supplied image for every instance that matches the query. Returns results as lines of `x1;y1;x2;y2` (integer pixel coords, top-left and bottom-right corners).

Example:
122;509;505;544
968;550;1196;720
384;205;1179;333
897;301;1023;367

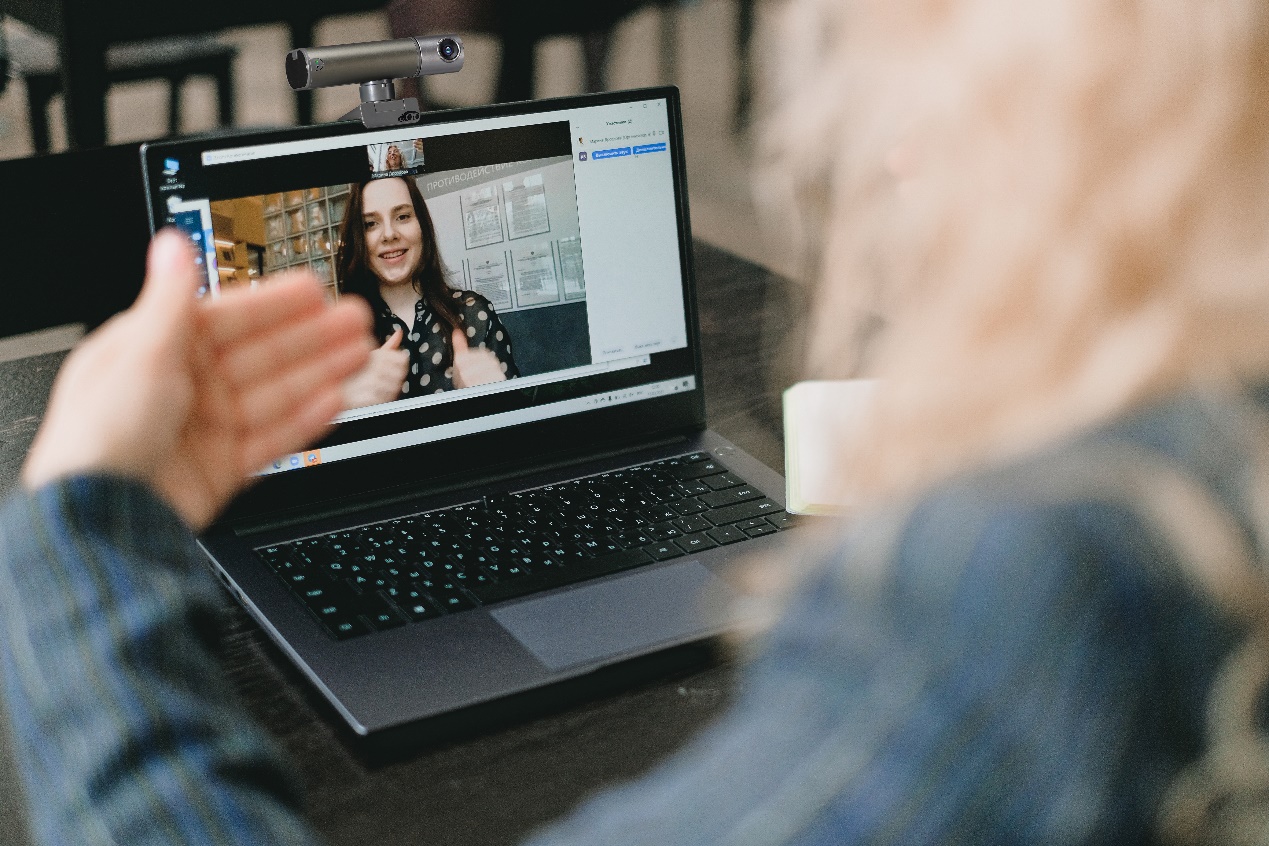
237;384;347;476
340;341;409;409
451;328;469;355
376;343;410;377
202;272;332;349
450;329;507;389
235;337;371;432
382;328;404;351
129;230;203;358
217;298;372;387
137;229;202;318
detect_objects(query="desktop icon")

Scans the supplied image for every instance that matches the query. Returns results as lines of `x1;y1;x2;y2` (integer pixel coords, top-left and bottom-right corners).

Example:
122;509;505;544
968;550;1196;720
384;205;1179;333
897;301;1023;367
162;158;179;176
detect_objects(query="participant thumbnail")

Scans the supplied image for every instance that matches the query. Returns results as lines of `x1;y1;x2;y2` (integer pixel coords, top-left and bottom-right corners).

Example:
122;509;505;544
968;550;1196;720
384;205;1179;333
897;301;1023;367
368;138;425;175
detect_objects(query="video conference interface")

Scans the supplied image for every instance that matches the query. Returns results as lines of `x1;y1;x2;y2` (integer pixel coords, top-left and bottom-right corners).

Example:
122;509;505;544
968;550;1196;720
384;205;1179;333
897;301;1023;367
146;98;697;473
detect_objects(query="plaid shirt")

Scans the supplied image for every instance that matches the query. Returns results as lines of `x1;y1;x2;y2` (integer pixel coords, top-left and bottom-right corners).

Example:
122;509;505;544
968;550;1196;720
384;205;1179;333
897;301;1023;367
1;389;1257;844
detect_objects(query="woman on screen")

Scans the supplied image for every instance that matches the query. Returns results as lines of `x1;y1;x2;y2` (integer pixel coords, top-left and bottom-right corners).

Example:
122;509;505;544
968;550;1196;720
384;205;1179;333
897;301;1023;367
384;144;405;172
337;176;518;408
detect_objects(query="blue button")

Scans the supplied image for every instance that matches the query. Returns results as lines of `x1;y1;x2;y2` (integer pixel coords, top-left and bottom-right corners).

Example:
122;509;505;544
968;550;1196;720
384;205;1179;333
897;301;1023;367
592;147;632;160
633;143;666;155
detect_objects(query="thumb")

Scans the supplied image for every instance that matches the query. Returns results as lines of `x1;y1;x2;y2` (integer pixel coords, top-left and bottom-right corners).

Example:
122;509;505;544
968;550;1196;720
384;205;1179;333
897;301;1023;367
137;228;202;318
382;327;404;350
451;327;470;356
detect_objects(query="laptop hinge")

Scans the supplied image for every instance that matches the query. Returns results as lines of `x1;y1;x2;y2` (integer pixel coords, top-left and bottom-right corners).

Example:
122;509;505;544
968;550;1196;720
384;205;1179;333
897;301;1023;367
231;431;697;536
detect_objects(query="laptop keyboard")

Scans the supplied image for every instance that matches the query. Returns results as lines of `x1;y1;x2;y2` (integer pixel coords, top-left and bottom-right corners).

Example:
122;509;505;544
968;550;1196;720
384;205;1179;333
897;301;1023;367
255;452;800;640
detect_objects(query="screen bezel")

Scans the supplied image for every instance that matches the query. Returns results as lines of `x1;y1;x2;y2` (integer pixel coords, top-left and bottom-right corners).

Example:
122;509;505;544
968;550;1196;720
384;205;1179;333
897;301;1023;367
140;87;706;525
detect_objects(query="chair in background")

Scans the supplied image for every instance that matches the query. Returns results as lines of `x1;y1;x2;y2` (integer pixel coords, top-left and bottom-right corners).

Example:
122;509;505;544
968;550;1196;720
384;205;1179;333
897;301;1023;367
383;0;685;105
4;0;384;150
386;0;754;128
4;17;235;154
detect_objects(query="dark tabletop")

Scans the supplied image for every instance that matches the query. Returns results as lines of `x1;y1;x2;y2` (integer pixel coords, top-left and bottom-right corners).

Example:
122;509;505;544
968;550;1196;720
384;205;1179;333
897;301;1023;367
0;239;797;846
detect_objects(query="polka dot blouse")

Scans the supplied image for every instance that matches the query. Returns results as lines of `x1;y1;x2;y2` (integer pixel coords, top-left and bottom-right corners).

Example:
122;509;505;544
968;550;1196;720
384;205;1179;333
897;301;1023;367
379;289;519;398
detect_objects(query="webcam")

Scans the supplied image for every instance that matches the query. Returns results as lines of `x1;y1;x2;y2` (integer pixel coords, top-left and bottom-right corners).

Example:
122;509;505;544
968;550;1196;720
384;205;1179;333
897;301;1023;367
285;36;465;129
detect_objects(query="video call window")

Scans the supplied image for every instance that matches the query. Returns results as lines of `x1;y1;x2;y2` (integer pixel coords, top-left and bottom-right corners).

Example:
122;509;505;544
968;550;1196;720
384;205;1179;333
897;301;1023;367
208;140;592;413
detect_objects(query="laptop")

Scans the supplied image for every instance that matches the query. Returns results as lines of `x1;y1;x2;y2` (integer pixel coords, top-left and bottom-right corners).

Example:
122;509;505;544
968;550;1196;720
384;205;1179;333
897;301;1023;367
139;87;795;738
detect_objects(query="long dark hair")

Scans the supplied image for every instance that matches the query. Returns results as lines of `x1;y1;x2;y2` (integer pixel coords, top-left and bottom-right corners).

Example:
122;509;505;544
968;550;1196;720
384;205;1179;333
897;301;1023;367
336;176;463;351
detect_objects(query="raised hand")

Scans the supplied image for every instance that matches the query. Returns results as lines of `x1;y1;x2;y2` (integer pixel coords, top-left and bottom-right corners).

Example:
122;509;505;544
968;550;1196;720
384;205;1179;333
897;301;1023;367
22;230;373;530
451;328;508;389
342;327;410;409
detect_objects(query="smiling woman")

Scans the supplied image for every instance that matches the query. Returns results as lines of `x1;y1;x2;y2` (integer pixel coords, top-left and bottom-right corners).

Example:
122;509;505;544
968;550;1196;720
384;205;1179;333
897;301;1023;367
336;176;519;408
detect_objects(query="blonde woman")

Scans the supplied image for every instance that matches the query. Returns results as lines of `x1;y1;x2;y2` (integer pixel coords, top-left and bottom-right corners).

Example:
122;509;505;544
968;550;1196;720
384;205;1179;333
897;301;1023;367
4;0;1269;843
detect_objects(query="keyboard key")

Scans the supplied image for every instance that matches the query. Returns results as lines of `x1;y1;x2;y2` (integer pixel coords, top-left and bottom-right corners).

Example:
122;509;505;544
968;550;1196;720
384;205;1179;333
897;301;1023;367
581;538;621;556
400;600;440;622
671;498;708;515
766;512;802;530
703;472;745;491
676;482;711;499
257;547;290;569
672;460;729;480
675;532;719;554
643;542;685;561
672;515;713;534
734;518;770;532
706;525;746;545
434;587;476;612
355;588;400;615
484;561;531;579
699;486;763;509
312;602;348;621
641;505;680;523
299;582;352;610
616;530;653;549
330;618;371;640
744;524;778;538
646;522;683;541
454;568;493;590
588;547;654;573
705;498;781;525
365;609;407;630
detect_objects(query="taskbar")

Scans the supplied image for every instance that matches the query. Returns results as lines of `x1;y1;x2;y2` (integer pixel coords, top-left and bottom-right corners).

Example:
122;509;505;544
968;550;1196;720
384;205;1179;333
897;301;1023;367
260;374;697;475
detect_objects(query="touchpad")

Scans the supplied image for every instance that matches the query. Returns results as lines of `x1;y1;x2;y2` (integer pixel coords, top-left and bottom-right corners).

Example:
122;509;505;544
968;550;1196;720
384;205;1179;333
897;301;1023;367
489;562;735;672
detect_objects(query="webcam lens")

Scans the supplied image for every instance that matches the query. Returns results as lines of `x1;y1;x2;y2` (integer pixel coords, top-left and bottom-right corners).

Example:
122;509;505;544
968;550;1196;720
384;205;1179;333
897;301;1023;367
437;38;459;62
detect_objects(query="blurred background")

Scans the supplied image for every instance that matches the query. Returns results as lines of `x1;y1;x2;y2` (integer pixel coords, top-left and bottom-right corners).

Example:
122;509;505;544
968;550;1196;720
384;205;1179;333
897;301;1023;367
0;1;795;280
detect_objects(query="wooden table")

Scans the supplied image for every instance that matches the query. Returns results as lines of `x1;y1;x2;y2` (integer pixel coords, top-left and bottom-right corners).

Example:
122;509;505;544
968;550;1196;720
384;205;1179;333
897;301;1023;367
0;240;795;846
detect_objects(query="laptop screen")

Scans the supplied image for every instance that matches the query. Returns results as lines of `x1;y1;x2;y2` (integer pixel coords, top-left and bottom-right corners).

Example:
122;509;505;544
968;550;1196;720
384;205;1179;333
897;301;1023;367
141;90;701;491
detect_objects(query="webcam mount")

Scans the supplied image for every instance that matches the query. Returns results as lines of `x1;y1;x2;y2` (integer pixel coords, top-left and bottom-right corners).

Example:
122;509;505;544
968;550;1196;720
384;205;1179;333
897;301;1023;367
285;36;465;130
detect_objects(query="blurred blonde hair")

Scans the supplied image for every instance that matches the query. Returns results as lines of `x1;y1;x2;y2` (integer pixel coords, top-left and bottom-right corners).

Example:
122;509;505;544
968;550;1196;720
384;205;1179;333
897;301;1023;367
758;0;1269;502
753;0;1269;841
